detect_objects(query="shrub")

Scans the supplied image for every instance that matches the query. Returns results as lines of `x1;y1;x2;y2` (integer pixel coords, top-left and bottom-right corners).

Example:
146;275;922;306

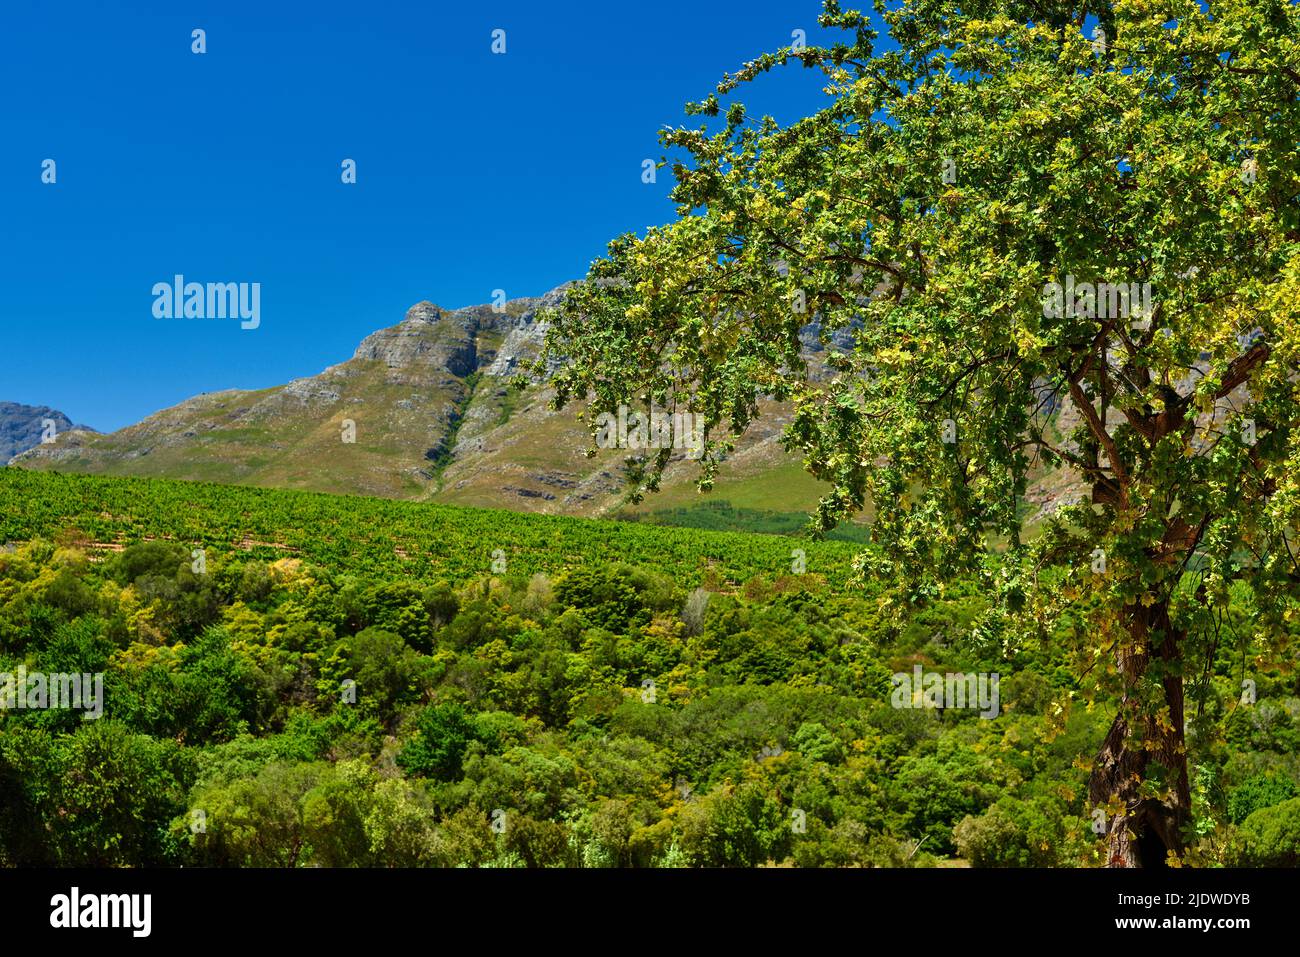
1239;798;1300;866
1227;772;1298;825
953;797;1063;867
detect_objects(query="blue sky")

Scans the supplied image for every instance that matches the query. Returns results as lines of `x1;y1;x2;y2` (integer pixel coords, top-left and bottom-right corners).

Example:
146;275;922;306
0;0;851;431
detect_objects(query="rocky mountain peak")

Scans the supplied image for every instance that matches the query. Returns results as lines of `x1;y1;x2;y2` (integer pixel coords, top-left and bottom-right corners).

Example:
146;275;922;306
352;306;474;374
404;301;443;324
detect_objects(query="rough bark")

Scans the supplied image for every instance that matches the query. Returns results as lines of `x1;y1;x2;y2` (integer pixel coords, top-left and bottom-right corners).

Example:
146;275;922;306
1088;600;1191;868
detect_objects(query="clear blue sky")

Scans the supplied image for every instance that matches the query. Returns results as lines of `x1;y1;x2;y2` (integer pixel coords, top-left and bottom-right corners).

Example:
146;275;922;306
0;0;855;431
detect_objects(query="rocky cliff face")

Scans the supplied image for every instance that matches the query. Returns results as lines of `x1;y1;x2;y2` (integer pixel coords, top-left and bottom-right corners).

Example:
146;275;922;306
352;299;515;378
0;403;96;464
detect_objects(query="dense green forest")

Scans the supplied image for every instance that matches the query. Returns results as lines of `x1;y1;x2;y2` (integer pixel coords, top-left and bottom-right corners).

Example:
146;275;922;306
1;470;1297;867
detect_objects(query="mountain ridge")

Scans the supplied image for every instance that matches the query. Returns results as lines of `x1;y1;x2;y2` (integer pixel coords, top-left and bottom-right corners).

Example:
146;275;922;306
0;402;97;465
13;287;840;524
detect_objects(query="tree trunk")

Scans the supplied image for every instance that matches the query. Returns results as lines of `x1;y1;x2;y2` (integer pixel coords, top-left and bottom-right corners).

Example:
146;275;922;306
1088;600;1191;868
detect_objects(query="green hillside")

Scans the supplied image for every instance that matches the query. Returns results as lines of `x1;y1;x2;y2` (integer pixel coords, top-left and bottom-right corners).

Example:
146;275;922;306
1;469;1295;869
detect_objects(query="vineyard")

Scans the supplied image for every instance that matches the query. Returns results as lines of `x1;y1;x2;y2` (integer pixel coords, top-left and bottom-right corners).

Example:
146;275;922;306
0;469;860;589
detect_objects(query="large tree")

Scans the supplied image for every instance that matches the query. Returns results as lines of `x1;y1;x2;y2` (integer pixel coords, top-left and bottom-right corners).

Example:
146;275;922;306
534;0;1300;866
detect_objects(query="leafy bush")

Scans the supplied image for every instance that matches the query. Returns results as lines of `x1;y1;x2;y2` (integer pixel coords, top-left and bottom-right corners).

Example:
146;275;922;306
1227;773;1298;825
1239;798;1300;866
953;798;1063;867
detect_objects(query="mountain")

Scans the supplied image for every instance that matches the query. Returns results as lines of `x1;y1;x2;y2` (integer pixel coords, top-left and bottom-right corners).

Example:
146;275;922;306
13;288;850;530
0;403;97;464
